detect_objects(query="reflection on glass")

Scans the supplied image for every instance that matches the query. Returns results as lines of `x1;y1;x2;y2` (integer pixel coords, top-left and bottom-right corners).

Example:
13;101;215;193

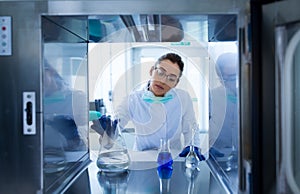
42;16;89;193
184;165;200;194
209;52;238;172
97;170;129;194
208;45;239;192
43;60;88;175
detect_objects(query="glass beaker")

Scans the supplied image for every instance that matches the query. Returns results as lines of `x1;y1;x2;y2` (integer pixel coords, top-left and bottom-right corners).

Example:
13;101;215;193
97;118;130;173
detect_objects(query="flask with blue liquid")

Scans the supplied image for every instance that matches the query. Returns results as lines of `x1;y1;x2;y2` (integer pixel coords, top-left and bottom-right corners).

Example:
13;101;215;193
157;139;173;193
157;139;173;178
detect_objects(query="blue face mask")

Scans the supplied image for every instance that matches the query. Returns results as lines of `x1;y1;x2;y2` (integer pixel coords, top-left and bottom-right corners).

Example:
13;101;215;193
142;91;173;104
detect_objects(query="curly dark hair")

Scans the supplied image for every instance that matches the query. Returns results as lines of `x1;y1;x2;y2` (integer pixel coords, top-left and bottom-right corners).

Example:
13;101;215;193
157;53;184;77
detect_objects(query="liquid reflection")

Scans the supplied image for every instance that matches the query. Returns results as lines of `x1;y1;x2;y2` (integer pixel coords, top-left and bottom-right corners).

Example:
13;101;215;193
97;170;129;194
183;164;200;194
157;165;173;194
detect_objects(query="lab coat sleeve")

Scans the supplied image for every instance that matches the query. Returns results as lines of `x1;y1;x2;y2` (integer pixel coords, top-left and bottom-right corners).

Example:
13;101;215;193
72;90;88;126
115;95;131;130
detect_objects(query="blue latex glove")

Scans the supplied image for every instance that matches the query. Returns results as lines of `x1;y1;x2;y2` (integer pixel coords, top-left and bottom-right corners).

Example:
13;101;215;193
91;115;118;137
179;146;206;161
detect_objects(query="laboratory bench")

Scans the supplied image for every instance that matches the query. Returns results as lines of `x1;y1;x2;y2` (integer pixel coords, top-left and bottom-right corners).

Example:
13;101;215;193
66;150;228;194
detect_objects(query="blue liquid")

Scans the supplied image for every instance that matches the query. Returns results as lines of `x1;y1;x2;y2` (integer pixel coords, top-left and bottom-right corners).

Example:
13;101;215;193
157;166;173;179
157;151;173;167
157;151;173;179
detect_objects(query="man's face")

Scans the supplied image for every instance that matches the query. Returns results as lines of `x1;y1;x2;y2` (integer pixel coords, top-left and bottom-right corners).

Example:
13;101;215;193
149;59;181;97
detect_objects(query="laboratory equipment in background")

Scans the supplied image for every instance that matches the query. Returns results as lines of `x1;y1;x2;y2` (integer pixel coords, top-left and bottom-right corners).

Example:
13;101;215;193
95;98;107;115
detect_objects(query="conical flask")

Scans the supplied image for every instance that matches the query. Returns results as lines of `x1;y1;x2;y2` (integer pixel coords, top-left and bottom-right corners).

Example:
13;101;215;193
185;145;200;170
185;123;200;171
157;139;173;194
97;118;130;173
157;139;173;169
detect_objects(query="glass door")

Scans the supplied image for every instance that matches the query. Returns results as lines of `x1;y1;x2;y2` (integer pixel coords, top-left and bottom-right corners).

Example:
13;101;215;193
42;16;90;193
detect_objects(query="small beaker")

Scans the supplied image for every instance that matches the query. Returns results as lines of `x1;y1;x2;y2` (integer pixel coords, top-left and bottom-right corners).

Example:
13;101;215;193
97;118;130;173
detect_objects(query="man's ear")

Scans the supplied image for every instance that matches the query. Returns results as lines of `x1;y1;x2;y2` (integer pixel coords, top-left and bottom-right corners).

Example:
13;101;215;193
149;66;155;76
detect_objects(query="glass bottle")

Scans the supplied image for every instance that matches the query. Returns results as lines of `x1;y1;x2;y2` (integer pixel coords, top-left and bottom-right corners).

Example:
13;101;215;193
97;118;130;173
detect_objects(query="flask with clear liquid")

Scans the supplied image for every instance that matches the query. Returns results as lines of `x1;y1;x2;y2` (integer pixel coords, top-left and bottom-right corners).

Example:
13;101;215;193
185;145;200;170
97;118;130;173
185;123;200;171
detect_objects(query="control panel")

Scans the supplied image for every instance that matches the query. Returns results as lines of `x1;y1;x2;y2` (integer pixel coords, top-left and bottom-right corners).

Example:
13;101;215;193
0;16;12;56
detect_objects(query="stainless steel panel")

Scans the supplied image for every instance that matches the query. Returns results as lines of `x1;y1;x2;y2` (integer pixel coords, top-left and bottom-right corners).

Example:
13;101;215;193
47;0;245;15
0;1;47;194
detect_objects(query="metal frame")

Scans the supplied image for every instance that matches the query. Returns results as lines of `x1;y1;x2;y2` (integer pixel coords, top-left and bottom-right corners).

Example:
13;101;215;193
0;0;249;193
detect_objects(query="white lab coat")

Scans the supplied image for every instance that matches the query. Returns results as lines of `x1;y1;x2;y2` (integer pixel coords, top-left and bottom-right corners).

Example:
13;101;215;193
116;85;197;151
